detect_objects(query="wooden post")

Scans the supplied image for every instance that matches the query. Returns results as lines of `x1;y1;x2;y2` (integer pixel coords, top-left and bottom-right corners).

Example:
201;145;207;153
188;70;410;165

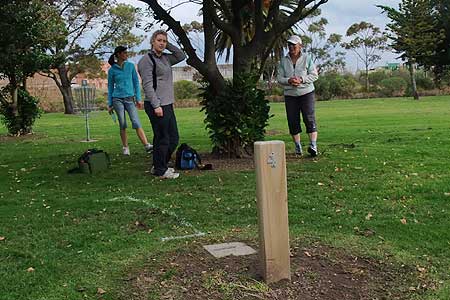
254;141;291;283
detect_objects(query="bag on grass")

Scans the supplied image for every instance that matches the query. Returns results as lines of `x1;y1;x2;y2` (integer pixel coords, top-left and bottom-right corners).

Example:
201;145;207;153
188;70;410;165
69;149;111;174
175;143;199;170
175;143;212;170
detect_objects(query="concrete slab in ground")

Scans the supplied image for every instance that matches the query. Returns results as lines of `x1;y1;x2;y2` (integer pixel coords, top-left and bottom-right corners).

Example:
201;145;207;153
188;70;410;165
203;242;256;258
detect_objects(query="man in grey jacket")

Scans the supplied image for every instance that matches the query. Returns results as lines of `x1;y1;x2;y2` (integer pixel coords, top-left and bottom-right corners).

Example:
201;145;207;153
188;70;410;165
138;30;186;178
277;35;319;157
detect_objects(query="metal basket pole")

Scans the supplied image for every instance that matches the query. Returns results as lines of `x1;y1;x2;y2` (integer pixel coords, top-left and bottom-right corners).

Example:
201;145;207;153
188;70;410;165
73;80;97;142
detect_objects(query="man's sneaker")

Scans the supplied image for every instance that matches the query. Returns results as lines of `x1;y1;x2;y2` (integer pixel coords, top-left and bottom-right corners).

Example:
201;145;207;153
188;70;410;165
295;143;303;155
144;143;153;153
123;146;130;156
307;145;318;157
151;166;174;175
159;168;179;179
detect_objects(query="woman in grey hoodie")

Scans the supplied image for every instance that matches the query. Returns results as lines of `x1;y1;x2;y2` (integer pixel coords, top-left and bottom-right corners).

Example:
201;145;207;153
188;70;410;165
277;35;319;157
138;30;186;179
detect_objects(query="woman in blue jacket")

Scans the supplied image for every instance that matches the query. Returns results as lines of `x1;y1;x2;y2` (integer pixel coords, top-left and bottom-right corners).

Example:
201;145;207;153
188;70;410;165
107;46;152;155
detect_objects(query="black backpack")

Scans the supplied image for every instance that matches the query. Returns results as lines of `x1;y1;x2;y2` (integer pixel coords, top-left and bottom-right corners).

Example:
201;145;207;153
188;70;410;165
68;149;111;174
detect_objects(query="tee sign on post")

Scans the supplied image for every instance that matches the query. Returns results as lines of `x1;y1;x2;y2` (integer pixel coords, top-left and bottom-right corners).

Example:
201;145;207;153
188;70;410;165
73;80;97;142
254;141;291;283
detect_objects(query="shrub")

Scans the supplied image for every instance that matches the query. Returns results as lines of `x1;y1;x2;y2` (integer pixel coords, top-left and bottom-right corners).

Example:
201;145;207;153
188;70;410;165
415;74;435;90
174;80;200;100
199;73;272;157
379;77;407;97
315;72;358;100
269;85;284;96
368;70;389;87
0;87;42;135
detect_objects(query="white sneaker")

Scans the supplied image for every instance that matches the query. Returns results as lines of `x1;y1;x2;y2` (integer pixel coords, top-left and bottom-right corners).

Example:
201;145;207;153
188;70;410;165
151;166;174;175
144;143;153;153
159;168;179;179
123;146;130;156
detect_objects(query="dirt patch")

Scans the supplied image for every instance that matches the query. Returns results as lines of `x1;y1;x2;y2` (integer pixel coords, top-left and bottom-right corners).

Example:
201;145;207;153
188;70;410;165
0;132;45;142
197;153;315;172
123;240;426;300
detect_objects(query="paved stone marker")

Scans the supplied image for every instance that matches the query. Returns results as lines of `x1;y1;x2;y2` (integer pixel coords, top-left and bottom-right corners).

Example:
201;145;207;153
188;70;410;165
203;242;256;258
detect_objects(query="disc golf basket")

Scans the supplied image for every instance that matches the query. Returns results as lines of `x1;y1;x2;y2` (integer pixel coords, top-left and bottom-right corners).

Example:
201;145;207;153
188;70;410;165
73;80;97;142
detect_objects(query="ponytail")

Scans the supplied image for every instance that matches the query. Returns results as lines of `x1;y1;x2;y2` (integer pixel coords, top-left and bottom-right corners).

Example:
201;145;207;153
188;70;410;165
108;54;116;66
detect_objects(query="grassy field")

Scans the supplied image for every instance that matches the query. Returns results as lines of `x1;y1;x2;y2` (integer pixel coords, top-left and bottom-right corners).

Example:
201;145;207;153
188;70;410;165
1;96;450;299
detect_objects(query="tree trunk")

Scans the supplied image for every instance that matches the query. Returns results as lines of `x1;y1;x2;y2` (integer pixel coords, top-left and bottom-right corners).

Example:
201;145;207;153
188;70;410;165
56;66;75;114
408;62;419;100
10;77;19;117
365;66;370;93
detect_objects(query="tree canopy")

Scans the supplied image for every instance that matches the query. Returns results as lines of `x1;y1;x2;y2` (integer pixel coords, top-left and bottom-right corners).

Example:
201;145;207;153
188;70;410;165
0;0;66;134
379;0;443;99
43;0;144;114
342;21;388;92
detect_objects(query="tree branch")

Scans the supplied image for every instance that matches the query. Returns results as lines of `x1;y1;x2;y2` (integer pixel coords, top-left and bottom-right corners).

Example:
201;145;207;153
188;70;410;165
139;0;208;76
40;70;62;88
203;0;218;64
57;0;78;17
264;0;283;28
215;0;231;21
254;0;264;42
205;0;237;41
274;0;329;37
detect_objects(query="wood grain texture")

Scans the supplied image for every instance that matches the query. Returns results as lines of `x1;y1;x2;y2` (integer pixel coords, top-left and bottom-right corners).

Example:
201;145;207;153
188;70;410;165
254;141;291;283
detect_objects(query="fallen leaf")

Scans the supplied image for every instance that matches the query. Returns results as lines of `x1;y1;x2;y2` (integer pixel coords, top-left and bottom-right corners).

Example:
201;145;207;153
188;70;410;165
27;267;35;272
444;192;450;197
364;229;376;237
401;218;407;224
147;229;153;234
97;288;106;295
304;251;312;257
365;213;373;220
0;236;5;241
417;266;426;273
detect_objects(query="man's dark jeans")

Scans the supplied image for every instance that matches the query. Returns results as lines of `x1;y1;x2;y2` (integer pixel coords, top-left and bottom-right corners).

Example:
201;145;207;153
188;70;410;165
144;102;179;176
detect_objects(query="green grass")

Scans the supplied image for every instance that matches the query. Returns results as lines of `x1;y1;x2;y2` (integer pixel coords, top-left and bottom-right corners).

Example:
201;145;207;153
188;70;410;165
1;96;450;299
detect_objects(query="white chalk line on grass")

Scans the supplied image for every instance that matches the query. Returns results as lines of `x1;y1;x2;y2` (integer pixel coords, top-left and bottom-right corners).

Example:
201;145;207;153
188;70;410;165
103;196;206;242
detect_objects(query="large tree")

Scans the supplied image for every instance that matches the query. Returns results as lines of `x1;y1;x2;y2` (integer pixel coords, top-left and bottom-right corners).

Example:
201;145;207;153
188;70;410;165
299;9;345;74
431;0;450;82
0;0;66;134
140;0;329;156
42;0;143;114
342;21;388;92
379;0;443;100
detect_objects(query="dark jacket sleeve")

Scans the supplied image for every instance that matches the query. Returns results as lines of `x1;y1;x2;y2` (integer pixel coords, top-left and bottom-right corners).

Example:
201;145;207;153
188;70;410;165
166;42;186;66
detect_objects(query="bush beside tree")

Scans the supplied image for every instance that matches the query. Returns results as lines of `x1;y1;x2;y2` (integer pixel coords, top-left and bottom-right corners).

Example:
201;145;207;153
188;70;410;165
0;88;41;135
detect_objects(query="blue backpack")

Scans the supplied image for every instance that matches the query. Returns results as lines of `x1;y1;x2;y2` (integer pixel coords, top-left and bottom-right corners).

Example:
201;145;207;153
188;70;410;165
175;143;200;170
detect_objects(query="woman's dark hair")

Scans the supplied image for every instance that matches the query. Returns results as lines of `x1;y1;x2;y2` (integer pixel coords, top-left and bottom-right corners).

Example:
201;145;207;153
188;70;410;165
108;46;128;66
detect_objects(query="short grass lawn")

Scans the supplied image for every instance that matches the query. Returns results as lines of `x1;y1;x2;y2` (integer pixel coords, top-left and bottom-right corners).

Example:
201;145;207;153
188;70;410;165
0;96;449;299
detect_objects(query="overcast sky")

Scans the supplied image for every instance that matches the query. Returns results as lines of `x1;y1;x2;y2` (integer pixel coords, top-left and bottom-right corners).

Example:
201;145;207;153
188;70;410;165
120;0;402;70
